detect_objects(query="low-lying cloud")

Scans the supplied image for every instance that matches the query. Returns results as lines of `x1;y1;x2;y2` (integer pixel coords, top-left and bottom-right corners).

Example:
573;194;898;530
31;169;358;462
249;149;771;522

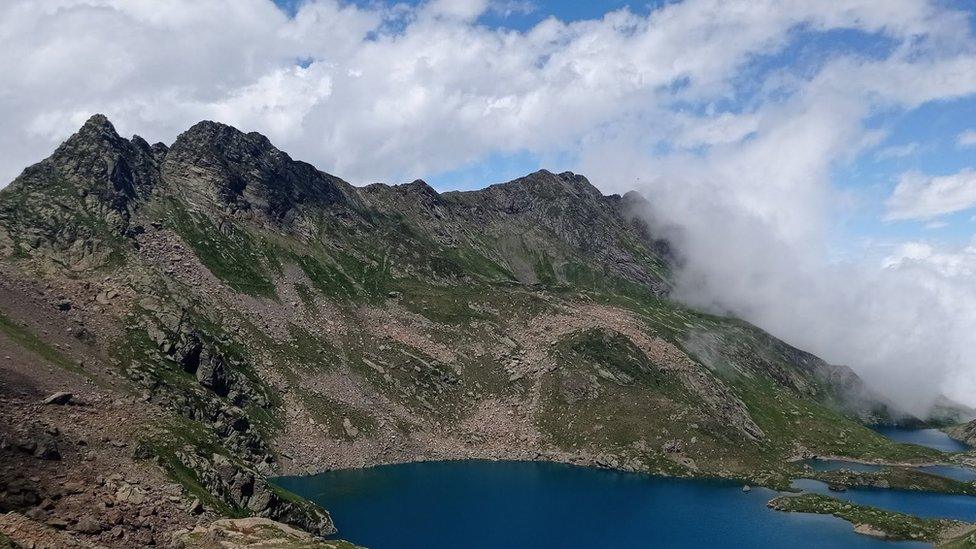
625;181;976;416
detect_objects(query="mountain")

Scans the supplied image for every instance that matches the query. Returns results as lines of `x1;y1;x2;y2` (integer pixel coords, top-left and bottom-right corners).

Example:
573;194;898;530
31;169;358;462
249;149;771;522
0;115;948;547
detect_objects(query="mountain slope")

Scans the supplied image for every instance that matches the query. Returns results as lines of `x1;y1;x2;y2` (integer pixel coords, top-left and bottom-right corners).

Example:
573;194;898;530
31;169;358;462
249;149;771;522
0;115;942;547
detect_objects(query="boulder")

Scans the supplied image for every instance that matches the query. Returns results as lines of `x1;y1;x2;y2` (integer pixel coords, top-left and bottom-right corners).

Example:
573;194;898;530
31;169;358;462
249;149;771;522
662;440;683;454
342;418;360;438
70;515;104;534
196;351;230;396
187;497;204;515
172;330;203;374
115;484;147;505
43;392;73;405
20;430;61;460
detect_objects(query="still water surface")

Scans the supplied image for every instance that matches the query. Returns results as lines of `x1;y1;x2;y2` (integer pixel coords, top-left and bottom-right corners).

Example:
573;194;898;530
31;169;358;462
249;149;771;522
870;426;969;453
275;460;928;549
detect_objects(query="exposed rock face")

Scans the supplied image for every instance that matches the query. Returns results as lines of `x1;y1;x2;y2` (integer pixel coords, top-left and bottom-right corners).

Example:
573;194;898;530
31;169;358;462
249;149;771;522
176;517;348;548
175;450;335;537
195;349;230;397
0;115;163;267
161;120;366;229
13;426;61;461
946;420;976;447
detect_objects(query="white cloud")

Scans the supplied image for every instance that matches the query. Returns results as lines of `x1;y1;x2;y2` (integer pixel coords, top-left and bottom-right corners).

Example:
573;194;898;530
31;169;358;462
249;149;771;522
1;0;971;185
421;0;491;21
3;0;976;412
885;169;976;221
489;1;536;18
958;129;976;148
874;142;919;161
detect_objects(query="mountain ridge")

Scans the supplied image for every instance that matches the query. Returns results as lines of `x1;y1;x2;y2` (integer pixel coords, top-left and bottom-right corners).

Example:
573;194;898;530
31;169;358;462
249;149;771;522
0;114;959;547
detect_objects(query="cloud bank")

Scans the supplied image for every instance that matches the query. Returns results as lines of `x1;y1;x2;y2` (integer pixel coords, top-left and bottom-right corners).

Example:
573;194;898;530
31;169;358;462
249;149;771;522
3;0;976;413
886;169;976;221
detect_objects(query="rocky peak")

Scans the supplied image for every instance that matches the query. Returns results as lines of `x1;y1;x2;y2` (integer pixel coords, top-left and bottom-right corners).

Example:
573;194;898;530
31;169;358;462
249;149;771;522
161;120;359;225
8;114;160;213
394;179;442;207
51;114;135;172
496;169;603;201
0;115;167;264
75;113;118;141
168;120;276;158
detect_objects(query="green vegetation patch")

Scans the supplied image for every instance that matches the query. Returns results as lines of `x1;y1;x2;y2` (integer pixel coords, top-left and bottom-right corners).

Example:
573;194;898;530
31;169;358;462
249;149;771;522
0;531;19;549
294;253;360;299
0;311;88;377
734;376;941;465
536;327;730;471
810;467;976;495
768;493;967;543
167;203;277;298
294;388;378;440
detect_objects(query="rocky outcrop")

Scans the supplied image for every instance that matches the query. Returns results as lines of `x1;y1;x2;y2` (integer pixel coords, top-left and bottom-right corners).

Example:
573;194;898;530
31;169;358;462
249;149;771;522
0;115;163;266
174;450;335;537
10;425;61;461
161;120;367;229
945;420;976;447
176;517;358;548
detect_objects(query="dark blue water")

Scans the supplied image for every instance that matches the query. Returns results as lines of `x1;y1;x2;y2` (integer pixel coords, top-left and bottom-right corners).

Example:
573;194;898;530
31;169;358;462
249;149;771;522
275;461;926;548
802;458;976;482
918;465;976;482
871;427;969;453
794;479;976;521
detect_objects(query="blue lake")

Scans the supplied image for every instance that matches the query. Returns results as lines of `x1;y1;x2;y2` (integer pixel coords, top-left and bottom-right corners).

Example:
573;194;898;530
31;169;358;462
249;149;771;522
794;479;976;521
871;426;970;453
274;460;926;549
919;465;976;482
803;458;976;482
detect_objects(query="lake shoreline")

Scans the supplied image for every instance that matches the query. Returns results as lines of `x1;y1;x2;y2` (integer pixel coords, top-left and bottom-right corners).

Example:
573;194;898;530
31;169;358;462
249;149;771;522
275;459;933;548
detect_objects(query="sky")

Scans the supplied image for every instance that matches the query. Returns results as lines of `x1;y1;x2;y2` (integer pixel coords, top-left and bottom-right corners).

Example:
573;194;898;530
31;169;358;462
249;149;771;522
3;0;976;413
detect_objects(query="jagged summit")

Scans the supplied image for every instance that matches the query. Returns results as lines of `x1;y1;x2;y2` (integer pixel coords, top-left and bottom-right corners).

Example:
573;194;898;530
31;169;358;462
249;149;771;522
77;112;116;135
0;115;673;290
11;116;614;217
52;113;130;161
0;115;162;259
170;119;277;156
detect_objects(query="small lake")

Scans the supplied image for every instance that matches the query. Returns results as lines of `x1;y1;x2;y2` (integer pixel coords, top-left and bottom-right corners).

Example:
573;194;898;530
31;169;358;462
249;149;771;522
794;479;976;521
803;459;976;482
274;460;926;549
871;426;969;453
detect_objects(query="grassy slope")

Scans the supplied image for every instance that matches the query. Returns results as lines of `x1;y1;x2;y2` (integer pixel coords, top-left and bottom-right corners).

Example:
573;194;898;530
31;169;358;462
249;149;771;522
156;197;947;476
